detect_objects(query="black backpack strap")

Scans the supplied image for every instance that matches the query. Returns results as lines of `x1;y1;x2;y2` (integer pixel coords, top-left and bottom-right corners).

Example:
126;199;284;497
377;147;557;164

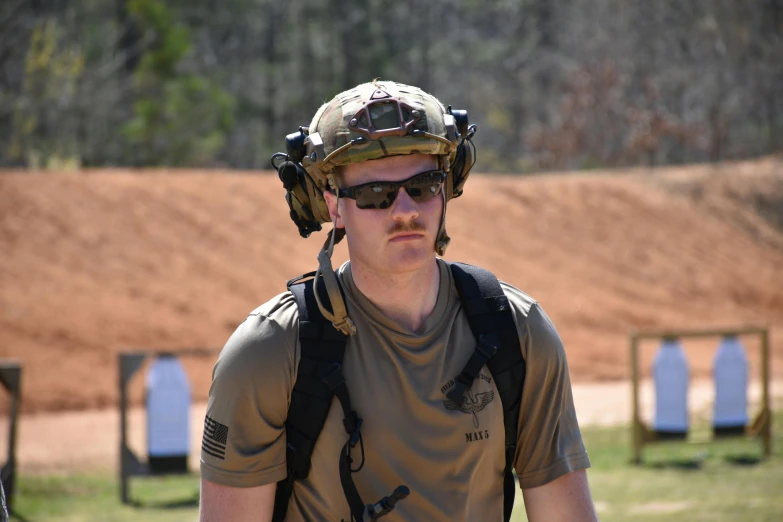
276;264;519;521
272;273;350;522
274;272;405;522
449;262;527;522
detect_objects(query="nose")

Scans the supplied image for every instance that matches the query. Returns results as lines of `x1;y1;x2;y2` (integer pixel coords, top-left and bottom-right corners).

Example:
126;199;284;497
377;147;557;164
391;187;419;221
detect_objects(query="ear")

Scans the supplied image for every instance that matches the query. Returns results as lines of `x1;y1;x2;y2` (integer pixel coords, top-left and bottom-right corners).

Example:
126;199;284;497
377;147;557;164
323;190;345;229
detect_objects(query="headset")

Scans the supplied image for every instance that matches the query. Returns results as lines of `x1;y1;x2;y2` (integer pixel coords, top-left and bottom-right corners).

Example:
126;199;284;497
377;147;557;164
271;104;477;239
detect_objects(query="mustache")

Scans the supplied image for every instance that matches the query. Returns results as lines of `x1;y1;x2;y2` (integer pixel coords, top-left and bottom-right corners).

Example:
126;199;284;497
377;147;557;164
387;221;426;236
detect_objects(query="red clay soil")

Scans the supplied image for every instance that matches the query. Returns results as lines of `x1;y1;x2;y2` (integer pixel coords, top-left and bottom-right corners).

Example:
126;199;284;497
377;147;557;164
1;157;782;414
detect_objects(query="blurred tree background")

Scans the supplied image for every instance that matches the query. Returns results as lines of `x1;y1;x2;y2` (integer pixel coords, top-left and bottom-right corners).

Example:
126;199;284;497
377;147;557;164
0;0;781;172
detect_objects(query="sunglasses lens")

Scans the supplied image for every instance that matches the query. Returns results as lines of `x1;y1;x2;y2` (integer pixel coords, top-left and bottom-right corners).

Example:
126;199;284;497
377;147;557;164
353;182;397;209
351;171;444;209
405;172;443;202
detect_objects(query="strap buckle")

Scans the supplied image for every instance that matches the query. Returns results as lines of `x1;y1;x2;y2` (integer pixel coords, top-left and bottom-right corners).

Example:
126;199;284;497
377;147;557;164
477;335;499;359
332;316;357;336
322;363;345;391
344;412;363;446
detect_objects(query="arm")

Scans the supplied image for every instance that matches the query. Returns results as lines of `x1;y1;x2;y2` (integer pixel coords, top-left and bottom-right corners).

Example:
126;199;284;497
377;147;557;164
200;300;298;520
199;478;276;522
501;292;594;517
522;469;598;522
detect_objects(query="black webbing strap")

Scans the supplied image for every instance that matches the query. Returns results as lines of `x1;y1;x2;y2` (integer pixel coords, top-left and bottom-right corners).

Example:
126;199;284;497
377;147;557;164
324;364;368;522
445;334;498;403
272;273;350;522
449;262;526;522
275;264;524;521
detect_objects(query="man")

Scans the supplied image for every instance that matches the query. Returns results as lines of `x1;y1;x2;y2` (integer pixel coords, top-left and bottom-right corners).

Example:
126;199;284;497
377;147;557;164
199;81;597;521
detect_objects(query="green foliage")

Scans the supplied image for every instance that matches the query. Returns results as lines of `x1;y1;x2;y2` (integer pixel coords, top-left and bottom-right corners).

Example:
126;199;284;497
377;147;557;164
127;0;191;80
2;0;781;170
123;0;235;166
124;75;235;166
9;19;84;169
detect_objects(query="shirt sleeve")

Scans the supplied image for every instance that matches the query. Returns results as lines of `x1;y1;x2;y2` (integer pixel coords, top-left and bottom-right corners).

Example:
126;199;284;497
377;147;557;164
200;294;299;488
510;298;591;489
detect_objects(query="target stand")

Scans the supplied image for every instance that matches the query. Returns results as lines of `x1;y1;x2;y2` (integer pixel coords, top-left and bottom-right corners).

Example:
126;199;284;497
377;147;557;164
630;326;772;464
119;349;217;505
0;361;21;511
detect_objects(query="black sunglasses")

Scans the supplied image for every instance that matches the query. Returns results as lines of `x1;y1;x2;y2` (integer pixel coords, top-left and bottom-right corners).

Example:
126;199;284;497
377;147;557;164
337;170;447;210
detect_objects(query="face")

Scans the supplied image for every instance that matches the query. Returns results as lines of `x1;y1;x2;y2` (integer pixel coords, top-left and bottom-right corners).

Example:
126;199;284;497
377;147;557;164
324;153;443;277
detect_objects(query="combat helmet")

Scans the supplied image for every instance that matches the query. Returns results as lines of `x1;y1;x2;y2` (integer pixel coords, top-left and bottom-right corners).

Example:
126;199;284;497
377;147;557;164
271;80;477;334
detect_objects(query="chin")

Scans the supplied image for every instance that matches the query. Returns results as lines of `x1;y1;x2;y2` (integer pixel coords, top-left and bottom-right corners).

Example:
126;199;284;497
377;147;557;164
383;244;436;274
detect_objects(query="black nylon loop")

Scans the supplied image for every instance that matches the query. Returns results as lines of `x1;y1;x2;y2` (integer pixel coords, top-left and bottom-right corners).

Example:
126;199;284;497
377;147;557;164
340;440;368;522
350;430;366;472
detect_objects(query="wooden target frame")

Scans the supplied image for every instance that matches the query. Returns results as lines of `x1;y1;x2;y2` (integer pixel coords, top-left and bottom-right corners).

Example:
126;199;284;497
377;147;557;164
630;326;771;464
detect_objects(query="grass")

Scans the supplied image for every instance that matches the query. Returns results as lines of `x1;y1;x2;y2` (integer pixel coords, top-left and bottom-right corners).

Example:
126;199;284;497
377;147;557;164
512;410;783;521
12;472;200;522
10;413;783;521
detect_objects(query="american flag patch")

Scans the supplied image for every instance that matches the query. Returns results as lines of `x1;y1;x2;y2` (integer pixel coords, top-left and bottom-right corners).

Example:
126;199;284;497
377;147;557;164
202;415;228;460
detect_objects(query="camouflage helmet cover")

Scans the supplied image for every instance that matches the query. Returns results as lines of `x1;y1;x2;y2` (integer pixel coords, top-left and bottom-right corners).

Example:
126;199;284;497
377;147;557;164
299;81;461;221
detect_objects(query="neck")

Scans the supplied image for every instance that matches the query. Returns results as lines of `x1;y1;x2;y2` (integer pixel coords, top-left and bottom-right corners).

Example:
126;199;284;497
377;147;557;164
349;258;441;333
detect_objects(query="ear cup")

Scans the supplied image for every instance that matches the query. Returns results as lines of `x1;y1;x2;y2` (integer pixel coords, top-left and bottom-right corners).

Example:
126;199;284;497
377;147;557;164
305;176;332;223
277;160;323;238
449;138;475;199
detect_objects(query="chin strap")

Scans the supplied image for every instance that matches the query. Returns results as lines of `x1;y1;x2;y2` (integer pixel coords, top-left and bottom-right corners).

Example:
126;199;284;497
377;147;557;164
435;189;450;256
314;181;357;336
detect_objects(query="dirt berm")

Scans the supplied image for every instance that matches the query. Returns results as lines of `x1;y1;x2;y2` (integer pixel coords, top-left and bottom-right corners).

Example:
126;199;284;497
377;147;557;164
1;157;782;413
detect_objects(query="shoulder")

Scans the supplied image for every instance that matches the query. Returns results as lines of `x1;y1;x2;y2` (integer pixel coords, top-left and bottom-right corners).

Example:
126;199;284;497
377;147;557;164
203;292;301;486
499;280;537;319
446;260;562;356
247;289;300;333
213;291;300;384
498;280;564;361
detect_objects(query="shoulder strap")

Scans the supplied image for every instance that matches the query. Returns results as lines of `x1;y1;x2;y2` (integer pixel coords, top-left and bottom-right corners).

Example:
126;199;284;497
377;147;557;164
275;265;525;521
275;272;409;522
272;272;350;522
448;262;527;522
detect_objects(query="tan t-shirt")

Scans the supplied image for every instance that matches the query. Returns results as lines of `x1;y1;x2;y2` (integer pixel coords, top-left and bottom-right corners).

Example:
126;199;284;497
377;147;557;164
201;259;590;521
